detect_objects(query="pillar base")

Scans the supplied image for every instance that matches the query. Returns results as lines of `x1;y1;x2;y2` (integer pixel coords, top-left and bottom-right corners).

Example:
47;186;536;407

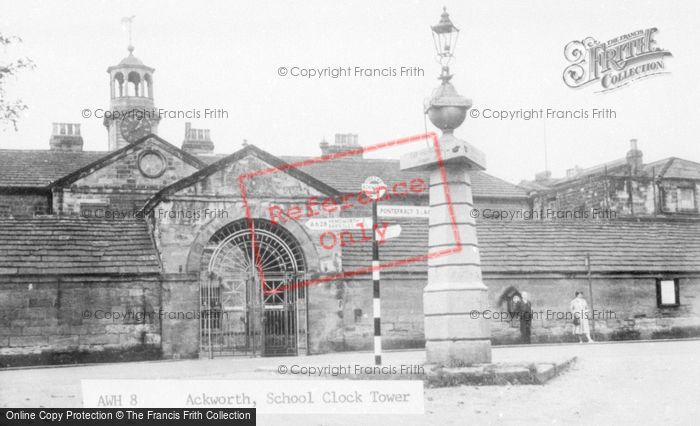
424;284;491;366
425;339;492;366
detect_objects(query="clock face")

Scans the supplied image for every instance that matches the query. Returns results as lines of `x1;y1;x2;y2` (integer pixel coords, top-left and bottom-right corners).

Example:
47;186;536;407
119;114;152;143
138;150;166;178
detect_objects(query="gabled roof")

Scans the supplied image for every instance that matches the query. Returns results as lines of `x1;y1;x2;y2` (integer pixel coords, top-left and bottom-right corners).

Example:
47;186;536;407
141;144;342;213
341;218;700;275
0;134;207;189
0;217;161;275
517;179;552;192
643;157;700;180
521;158;631;192
521;156;700;193
0;150;105;188
278;156;529;199
50;134;207;188
194;153;528;199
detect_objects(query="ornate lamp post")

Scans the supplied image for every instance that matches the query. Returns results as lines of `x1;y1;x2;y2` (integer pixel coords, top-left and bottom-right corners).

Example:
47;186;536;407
426;7;471;134
430;6;460;82
401;8;491;366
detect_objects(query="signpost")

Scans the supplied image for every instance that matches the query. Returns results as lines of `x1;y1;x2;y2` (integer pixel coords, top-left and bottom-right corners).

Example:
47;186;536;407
380;224;402;241
304;176;413;366
362;176;386;365
305;217;372;231
378;205;429;218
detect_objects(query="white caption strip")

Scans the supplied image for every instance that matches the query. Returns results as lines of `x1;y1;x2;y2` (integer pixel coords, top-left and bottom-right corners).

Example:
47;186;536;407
82;379;424;414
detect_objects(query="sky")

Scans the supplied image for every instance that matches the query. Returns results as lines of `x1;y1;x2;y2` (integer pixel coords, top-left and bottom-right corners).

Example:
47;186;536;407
1;0;699;184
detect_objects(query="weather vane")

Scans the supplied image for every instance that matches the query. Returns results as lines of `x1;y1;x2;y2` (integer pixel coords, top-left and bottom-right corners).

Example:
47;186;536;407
121;15;136;49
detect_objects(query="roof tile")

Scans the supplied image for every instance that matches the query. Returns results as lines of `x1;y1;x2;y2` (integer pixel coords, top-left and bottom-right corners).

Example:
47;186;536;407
341;219;700;275
0;150;106;187
0;217;161;275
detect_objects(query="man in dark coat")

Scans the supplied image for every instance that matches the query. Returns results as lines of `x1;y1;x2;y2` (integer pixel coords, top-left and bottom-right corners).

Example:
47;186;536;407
518;292;533;344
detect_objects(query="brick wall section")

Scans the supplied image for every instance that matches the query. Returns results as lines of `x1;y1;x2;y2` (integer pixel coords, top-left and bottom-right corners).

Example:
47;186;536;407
0;275;162;366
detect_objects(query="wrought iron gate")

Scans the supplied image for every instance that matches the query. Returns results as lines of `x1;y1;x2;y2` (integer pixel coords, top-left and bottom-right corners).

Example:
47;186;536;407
200;219;307;357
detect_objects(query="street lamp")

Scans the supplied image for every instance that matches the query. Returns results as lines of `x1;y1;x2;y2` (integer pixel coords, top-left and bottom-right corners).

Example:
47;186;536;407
431;6;460;82
426;7;471;135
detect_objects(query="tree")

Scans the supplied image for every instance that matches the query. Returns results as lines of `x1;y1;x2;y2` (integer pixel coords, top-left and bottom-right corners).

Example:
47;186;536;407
0;33;34;131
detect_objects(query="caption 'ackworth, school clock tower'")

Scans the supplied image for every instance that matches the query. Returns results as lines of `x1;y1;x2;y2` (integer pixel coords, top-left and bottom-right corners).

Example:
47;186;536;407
104;44;160;151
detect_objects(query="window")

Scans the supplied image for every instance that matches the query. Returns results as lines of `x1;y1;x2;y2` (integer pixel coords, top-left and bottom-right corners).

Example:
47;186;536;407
34;202;47;216
656;278;680;307
678;187;696;212
0;205;11;218
661;185;697;213
353;309;363;323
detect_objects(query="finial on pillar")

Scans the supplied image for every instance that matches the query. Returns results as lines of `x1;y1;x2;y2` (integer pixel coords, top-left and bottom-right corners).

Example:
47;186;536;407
425;82;472;135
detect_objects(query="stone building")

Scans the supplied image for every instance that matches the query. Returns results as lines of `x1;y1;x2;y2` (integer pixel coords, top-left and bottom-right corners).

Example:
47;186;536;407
520;139;700;218
1;46;699;366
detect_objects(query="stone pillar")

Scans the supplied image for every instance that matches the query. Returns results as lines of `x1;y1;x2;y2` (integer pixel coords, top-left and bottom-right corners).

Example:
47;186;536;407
401;135;491;366
426;162;490;364
405;7;490;365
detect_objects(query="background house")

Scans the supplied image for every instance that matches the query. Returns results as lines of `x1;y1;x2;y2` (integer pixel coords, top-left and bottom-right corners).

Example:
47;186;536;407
521;139;700;218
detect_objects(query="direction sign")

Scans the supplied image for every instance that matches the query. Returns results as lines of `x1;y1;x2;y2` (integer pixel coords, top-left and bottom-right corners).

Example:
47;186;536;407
378;224;402;241
305;217;372;231
399;134;486;171
378;205;429;218
362;176;387;200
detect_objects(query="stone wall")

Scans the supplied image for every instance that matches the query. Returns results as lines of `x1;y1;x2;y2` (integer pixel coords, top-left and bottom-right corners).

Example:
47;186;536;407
531;176;700;218
57;189;154;218
488;276;700;343
0;274;162;367
160;273;200;359
55;140;200;216
307;276;425;353
0;193;50;217
307;274;700;351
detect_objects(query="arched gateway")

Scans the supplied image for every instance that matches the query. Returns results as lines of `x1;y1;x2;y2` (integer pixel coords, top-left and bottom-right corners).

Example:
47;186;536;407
200;218;308;357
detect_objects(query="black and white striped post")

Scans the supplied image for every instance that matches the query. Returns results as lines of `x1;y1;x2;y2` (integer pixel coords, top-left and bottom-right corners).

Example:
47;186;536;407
372;198;381;365
362;176;386;366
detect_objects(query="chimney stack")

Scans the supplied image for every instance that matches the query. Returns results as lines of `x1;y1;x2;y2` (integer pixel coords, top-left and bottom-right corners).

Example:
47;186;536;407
319;133;362;158
534;170;552;181
566;166;582;178
50;123;83;152
626;138;643;174
181;122;215;155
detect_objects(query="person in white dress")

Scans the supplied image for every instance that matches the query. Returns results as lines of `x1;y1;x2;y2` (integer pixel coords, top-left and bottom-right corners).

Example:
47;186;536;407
570;291;594;343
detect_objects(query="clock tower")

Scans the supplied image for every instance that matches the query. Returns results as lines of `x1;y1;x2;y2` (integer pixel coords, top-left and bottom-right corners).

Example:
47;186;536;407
104;45;160;151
